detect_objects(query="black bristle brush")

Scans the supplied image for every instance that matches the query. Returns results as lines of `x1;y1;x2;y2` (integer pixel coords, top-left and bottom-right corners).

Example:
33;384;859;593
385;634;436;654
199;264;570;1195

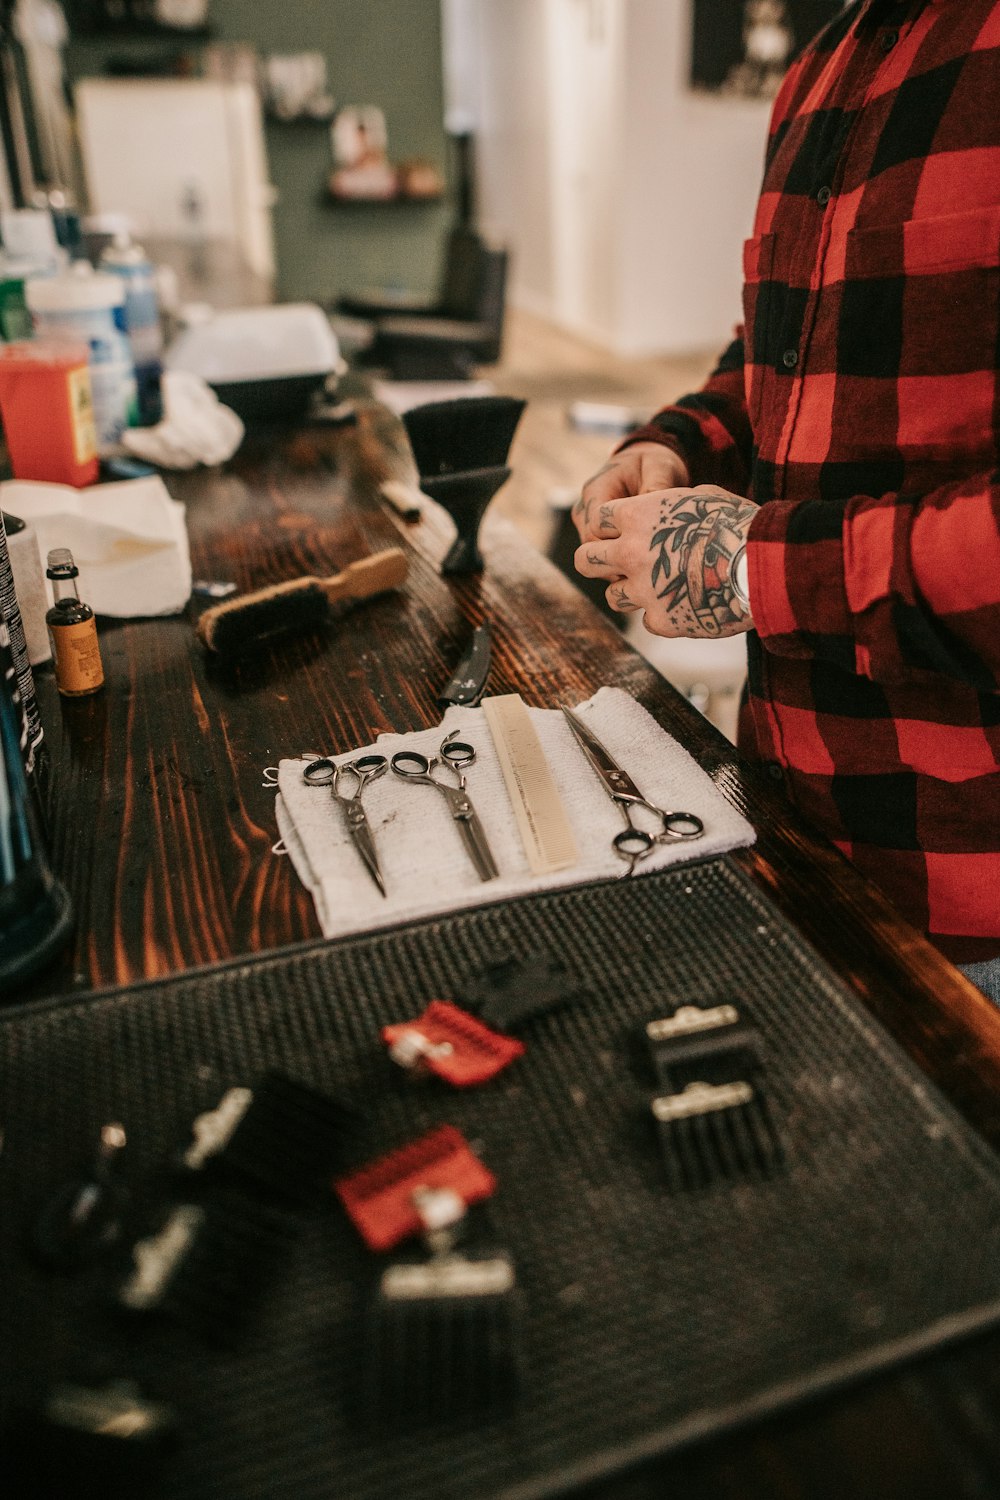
196;548;408;657
402;395;526;477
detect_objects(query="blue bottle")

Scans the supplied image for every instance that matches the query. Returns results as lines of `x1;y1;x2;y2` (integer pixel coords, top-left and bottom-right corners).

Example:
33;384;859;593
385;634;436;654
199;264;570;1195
0;619;73;993
101;235;164;426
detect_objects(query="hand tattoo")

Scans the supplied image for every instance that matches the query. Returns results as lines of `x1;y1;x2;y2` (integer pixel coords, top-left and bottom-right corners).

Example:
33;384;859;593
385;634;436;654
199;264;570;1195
598;503;617;534
610;585;635;610
650;490;756;634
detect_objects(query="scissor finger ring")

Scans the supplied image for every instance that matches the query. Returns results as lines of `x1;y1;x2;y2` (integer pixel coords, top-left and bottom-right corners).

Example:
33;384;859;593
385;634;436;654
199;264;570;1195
613;827;655;861
440;737;476;768
659;810;704;840
391;750;431;778
303;757;336;785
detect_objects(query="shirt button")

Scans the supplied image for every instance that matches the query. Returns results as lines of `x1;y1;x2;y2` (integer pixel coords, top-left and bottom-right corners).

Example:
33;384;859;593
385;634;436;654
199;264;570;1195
782;348;799;369
816;185;832;207
766;762;784;782
880;28;898;52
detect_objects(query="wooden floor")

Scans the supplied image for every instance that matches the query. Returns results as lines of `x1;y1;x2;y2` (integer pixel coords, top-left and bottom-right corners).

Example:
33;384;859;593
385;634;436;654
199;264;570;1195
487;307;716;550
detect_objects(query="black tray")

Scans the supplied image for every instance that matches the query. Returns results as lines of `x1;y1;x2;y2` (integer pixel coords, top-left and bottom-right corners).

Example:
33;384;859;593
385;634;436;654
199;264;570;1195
4;857;1000;1499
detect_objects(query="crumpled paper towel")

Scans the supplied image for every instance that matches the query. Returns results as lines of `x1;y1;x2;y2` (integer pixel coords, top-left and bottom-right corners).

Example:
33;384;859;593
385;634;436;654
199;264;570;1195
275;686;756;941
0;475;191;617
122;369;244;470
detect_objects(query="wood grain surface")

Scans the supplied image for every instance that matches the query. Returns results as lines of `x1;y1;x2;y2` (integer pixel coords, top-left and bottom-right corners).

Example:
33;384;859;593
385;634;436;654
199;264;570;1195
11;403;1000;1499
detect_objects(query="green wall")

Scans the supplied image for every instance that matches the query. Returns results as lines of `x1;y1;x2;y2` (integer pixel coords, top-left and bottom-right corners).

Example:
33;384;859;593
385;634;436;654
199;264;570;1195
66;0;450;303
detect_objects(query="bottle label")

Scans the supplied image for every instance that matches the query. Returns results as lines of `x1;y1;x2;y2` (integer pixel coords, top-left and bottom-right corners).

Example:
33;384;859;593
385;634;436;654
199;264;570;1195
67;367;98;466
50;618;104;695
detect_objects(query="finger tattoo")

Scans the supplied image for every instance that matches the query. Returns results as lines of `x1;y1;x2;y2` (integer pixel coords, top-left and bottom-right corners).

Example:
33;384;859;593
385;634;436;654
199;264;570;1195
610;585;635;610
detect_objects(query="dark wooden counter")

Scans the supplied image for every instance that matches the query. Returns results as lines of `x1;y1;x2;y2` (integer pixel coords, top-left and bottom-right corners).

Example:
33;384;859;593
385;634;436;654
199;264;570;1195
13;404;1000;1497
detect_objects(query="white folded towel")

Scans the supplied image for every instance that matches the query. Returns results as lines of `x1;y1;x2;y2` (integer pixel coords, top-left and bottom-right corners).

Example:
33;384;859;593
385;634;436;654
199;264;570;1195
0;474;191;617
275;686;755;941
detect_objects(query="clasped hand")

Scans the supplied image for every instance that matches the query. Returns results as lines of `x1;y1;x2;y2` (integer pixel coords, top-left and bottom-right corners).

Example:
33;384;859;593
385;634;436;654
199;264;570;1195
572;441;758;639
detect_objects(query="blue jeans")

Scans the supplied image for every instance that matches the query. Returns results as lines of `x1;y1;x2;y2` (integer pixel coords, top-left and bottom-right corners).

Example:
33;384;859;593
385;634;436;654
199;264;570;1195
959;957;1000;1007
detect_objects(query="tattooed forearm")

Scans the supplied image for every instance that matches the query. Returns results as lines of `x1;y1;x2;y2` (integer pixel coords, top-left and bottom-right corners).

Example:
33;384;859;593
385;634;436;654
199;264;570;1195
650;490;756;634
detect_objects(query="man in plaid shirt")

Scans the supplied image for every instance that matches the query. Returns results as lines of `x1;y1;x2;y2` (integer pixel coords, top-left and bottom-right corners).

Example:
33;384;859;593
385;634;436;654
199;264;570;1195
575;0;1000;991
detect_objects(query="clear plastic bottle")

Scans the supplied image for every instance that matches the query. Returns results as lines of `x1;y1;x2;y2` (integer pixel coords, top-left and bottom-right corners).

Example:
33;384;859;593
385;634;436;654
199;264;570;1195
26;265;138;453
45;549;104;698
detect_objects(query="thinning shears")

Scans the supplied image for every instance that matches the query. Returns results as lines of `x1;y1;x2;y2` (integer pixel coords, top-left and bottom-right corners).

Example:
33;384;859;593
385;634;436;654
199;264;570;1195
303;752;389;896
561;706;704;874
390;730;499;882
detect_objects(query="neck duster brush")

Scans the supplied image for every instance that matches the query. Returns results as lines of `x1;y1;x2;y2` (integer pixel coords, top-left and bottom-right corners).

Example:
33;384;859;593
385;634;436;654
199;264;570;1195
196;547;408;658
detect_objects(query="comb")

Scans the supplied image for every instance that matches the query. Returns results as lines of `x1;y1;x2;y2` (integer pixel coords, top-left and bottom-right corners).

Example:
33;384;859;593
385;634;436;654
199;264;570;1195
117;1192;298;1348
335;1125;496;1253
382;1000;525;1087
180;1071;365;1207
462;950;587;1033
651;1078;784;1191
363;1183;520;1422
12;1379;178;1495
366;1239;521;1423
644;1002;762;1092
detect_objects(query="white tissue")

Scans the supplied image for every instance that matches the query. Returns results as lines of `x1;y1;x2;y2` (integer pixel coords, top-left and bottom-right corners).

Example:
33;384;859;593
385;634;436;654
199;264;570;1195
0;476;192;618
122;370;244;470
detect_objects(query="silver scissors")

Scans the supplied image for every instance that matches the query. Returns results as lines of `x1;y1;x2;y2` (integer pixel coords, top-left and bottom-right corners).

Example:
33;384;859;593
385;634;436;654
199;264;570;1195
390;730;499;882
561;707;704;874
303;753;389;896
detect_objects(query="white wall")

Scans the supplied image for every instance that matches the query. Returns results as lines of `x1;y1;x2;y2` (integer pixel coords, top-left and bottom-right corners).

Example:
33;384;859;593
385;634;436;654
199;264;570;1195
469;0;556;317
469;0;772;357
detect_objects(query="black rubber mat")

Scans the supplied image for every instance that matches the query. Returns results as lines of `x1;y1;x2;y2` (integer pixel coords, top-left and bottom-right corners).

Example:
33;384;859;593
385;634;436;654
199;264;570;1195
4;856;1000;1499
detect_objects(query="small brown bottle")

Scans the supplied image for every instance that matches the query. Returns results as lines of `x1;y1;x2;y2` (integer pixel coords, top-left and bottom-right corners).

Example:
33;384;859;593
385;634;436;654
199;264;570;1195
45;548;104;697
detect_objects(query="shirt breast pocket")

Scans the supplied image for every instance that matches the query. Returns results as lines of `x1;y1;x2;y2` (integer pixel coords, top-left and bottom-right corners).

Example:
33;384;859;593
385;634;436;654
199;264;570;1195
841;206;1000;460
742;231;777;426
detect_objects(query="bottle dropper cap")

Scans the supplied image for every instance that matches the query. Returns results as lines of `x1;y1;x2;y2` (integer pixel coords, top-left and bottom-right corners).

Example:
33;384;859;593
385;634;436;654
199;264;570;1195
46;548;78;580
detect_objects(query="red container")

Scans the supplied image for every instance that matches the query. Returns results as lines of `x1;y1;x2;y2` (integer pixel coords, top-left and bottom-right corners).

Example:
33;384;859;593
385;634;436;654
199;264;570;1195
0;340;99;487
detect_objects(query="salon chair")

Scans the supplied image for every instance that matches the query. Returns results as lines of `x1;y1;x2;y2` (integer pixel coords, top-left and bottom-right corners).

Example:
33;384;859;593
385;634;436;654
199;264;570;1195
338;227;509;380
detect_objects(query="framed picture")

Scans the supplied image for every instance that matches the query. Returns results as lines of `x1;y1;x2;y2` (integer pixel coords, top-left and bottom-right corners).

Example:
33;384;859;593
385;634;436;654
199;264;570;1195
690;1;847;99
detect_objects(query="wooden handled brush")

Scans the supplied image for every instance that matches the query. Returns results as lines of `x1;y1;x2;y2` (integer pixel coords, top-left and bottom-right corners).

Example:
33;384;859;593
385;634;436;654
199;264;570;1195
196;547;409;657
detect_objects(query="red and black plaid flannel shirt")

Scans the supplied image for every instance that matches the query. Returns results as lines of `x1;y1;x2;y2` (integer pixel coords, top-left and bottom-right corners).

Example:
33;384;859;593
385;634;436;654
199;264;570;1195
625;0;1000;960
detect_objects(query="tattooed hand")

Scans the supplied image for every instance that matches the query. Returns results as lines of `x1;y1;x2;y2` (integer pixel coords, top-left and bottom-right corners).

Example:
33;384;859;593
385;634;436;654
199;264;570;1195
574;484;759;638
572;441;690;541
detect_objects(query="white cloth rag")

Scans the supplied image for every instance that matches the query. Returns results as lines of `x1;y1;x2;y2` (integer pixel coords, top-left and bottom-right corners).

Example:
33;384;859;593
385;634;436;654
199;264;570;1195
275;686;756;941
122;369;244;470
0;475;191;617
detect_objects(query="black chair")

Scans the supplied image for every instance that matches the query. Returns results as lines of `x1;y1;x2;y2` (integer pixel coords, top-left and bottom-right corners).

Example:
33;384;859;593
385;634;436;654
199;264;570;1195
338;225;487;323
339;227;510;380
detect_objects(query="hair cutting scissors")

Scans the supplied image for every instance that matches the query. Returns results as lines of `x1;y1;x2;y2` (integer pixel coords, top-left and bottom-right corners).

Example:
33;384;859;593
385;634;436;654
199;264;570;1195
561;707;704;875
303;753;389;896
390;730;499;882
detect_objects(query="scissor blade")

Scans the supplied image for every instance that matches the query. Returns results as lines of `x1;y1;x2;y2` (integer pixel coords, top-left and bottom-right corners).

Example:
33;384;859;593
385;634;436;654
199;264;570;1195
350;821;387;896
561;706;646;802
457;809;500;882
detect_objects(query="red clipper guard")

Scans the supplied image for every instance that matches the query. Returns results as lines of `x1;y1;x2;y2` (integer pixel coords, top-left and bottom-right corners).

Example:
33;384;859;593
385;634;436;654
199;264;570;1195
334;1125;497;1252
382;1000;525;1087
